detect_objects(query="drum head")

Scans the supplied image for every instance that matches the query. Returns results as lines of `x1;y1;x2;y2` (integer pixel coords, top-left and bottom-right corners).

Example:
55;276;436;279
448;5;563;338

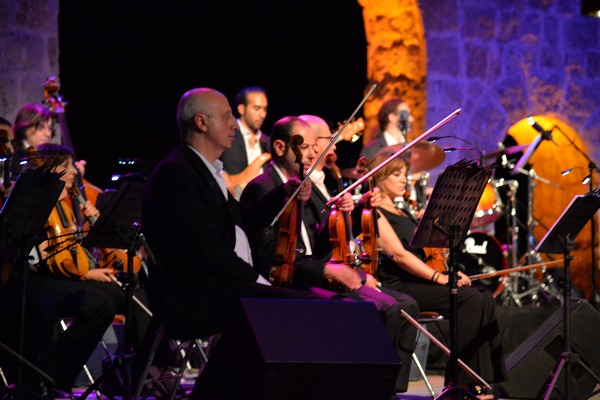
471;181;504;229
456;232;507;298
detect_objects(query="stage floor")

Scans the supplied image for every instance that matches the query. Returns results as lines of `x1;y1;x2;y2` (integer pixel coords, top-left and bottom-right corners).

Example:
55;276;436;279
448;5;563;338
61;301;600;399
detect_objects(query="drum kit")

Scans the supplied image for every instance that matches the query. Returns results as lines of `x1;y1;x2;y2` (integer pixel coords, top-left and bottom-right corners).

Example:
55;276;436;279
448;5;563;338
341;141;563;305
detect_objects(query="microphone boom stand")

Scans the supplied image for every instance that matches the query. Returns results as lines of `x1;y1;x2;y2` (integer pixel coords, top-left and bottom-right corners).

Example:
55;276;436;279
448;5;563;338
558;122;598;306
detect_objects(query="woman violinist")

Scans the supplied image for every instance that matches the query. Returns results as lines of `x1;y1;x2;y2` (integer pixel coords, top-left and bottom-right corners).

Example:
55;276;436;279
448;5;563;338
33;143;151;356
365;150;504;399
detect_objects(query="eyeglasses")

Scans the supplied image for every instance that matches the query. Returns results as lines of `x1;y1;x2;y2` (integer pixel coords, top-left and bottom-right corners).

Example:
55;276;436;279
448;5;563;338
311;136;334;150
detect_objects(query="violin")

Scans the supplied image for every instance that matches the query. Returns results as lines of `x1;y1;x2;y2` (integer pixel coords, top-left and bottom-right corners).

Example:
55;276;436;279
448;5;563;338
325;154;360;267
423;247;449;273
356;157;380;275
270;135;305;287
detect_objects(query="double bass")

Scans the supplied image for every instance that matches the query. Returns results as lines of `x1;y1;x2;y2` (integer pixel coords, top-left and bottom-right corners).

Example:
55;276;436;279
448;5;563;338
43;78;141;273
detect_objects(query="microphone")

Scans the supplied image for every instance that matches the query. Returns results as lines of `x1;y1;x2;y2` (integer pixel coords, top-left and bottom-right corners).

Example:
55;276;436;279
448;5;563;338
510;117;553;174
399;110;409;140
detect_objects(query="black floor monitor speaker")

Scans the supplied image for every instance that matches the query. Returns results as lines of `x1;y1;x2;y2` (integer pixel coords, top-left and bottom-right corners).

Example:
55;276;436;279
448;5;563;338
499;299;600;399
193;298;401;400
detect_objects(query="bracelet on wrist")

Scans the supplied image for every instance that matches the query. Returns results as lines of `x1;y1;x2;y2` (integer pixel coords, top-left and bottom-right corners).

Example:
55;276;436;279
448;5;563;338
431;271;440;283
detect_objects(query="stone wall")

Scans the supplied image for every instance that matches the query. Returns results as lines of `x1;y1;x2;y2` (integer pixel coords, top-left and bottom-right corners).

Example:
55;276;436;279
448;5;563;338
1;0;599;294
0;0;59;122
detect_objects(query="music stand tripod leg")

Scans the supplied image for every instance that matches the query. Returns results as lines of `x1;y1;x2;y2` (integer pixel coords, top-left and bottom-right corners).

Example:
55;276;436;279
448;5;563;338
408;160;495;400
434;225;481;400
543;242;600;399
77;182;148;400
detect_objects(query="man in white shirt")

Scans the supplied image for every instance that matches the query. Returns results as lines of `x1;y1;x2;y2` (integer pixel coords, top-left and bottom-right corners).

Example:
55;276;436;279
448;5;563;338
220;86;271;199
360;97;414;160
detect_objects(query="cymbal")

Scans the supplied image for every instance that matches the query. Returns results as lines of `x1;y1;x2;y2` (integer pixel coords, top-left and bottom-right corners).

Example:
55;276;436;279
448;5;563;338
381;142;446;173
340;142;445;179
483;144;529;160
341;167;365;180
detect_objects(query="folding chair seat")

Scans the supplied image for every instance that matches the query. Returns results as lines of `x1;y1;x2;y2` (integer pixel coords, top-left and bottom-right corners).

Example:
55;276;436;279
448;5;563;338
410;311;447;398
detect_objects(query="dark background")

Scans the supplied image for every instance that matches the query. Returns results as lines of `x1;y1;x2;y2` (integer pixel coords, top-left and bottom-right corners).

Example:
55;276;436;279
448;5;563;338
58;1;367;189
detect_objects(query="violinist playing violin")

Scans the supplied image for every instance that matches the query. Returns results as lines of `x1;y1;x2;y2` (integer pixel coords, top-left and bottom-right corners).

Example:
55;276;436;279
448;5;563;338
32;143;151;359
239;115;420;396
365;150;505;399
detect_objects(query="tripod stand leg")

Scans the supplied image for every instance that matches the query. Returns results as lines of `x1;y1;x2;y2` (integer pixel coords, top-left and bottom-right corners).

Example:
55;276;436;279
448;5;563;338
543;352;600;400
400;310;492;392
543;354;567;400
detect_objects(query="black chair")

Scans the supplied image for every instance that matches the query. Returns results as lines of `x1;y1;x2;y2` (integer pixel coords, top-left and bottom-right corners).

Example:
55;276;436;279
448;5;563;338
133;323;212;400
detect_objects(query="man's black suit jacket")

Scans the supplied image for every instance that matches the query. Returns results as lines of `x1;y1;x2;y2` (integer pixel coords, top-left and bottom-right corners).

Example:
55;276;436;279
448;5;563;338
220;129;270;175
359;135;388;160
141;144;259;335
239;164;330;286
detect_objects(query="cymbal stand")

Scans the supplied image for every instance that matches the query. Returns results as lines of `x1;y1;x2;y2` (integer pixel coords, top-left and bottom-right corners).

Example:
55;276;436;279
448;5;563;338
503;169;561;306
497;178;525;306
522;169;563;304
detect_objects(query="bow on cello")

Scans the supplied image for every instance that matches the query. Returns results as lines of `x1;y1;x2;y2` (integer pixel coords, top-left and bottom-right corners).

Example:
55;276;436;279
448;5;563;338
69;183;142;274
22;146;91;278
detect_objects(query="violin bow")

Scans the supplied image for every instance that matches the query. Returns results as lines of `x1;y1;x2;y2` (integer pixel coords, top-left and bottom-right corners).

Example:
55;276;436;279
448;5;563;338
269;83;378;228
326;107;462;208
469;258;574;281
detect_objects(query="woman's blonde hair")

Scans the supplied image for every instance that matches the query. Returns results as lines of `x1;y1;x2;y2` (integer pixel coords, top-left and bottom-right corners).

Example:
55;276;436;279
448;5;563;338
367;150;410;192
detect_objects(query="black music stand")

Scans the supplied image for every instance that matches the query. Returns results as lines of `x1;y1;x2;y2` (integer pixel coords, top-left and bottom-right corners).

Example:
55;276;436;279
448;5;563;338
0;168;64;394
410;160;492;399
80;181;145;400
535;189;600;400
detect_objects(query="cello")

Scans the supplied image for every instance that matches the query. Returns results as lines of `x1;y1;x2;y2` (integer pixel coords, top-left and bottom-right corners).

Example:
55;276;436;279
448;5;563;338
69;183;142;273
23;146;91;278
269;135;305;287
43;77;104;207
